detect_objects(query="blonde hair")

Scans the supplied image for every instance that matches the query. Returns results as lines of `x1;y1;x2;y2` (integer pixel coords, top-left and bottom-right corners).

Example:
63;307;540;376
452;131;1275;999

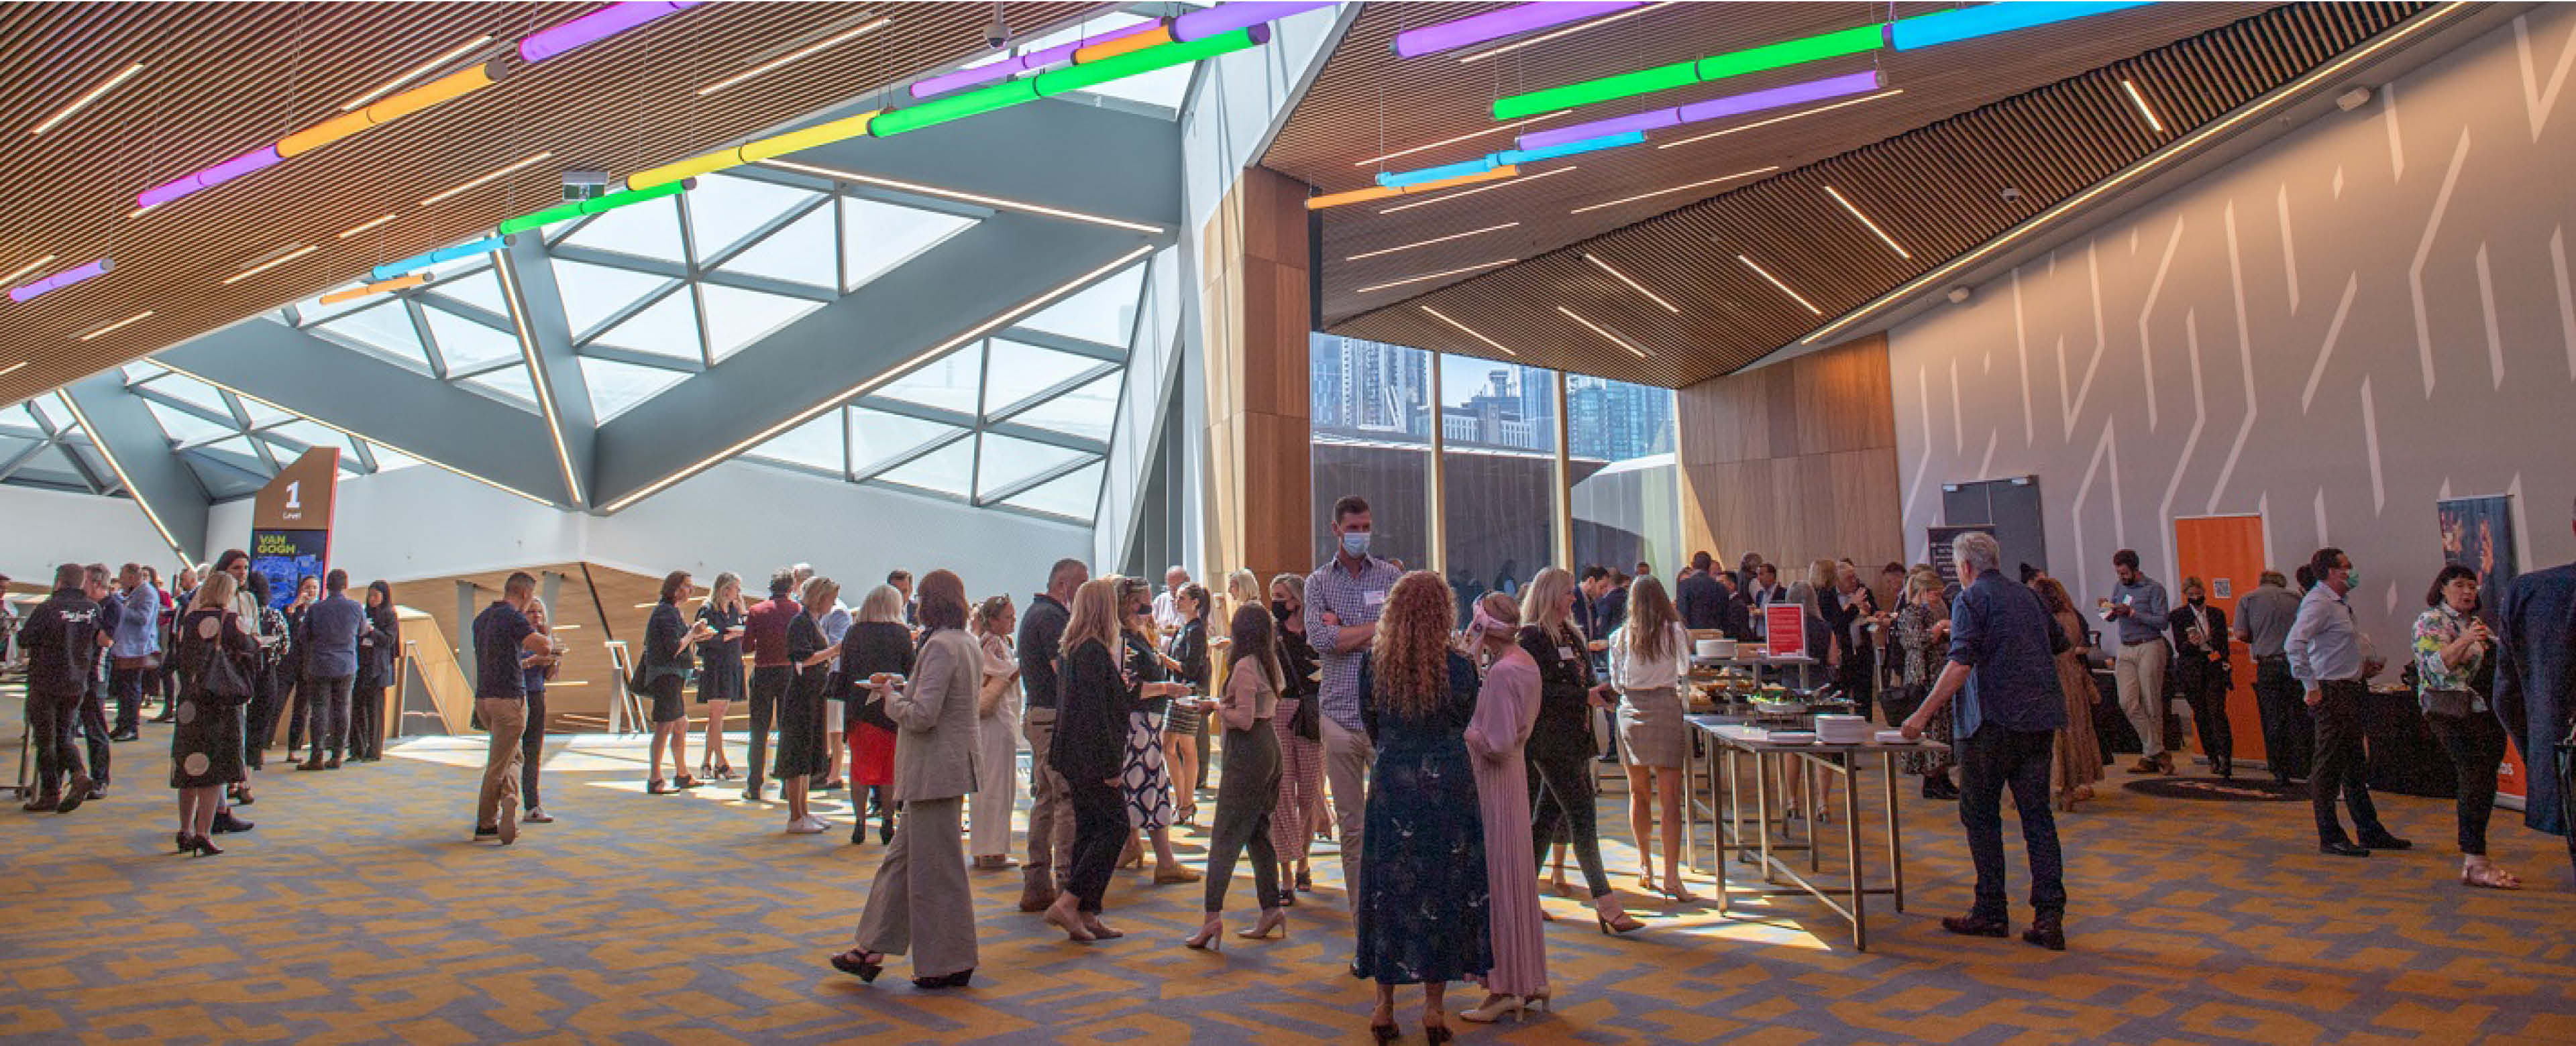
1226;568;1261;610
1623;575;1679;660
192;571;238;612
1807;558;1837;593
802;577;840;618
1062;577;1125;657
857;584;903;624
1519;566;1577;638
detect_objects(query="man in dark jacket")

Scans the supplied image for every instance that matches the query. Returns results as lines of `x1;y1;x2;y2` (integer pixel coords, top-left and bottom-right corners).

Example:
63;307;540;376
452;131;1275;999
1676;552;1729;631
17;563;103;812
2492;496;2576;880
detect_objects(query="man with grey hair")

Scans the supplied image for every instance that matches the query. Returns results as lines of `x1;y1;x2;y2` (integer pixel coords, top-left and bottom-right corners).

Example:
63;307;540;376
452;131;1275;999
1904;530;2072;950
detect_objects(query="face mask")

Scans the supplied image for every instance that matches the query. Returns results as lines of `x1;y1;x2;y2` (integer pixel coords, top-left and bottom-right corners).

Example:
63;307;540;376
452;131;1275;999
2188;596;2205;606
2341;568;2359;589
1271;600;1293;622
1340;532;1371;558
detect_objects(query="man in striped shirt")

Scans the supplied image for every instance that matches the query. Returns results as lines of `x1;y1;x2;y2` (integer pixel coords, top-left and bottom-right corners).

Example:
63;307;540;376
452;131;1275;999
1304;495;1401;905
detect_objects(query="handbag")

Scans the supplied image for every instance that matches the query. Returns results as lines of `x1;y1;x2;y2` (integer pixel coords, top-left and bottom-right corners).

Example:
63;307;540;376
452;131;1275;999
2419;687;2479;720
197;614;254;705
1287;684;1320;742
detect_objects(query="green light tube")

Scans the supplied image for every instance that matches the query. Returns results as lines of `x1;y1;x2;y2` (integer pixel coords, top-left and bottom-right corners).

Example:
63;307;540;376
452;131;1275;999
497;180;688;236
872;78;1040;136
1493;23;1884;120
497;201;587;236
1034;27;1265;97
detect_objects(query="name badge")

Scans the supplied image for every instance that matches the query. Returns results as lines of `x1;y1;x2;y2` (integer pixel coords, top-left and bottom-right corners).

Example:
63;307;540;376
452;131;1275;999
1557;646;1576;661
1362;589;1387;608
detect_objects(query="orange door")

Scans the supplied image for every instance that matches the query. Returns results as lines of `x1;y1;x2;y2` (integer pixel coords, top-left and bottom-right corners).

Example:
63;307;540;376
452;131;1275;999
2174;515;2267;764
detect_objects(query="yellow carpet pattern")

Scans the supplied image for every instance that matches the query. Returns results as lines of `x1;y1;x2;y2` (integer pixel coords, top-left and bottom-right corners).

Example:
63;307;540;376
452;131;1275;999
2;707;2573;1044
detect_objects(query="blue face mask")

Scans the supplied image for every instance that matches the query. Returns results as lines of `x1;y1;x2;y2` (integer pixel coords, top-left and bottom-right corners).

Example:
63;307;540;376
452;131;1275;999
1340;532;1371;558
2341;567;2359;589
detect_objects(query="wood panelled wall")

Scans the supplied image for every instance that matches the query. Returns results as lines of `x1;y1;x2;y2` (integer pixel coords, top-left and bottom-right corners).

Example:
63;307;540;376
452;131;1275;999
1199;165;1315;586
390;562;662;733
1676;334;1904;573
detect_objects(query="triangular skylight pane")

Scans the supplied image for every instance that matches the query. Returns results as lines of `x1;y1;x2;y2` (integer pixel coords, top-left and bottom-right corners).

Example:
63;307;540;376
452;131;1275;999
0;432;40;460
1009;369;1123;441
291;282;376;326
422;305;522;374
552;260;675;339
142;400;236;445
1016;263;1144;346
0;406;42;435
193;435;269;473
975;432;1090;498
743;411;844;472
140;371;232;414
17;443;86;482
687;174;819;262
120;362;159;385
840;197;977;292
256;437;311;469
317;303;431;370
718;205;835;288
875;346;981;415
590;289;702;363
265;420;347;453
578;356;690;420
67;445;115;487
982;339;1106;417
366;442;422;471
563;195;685;262
871;436;974;496
429;267;508;316
700;283;824;361
849;406;963;476
1001;461;1104;521
460;363;539;408
239;398;293;429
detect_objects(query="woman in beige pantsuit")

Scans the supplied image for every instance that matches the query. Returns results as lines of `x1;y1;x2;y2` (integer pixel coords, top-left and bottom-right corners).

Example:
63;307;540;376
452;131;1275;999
830;570;982;990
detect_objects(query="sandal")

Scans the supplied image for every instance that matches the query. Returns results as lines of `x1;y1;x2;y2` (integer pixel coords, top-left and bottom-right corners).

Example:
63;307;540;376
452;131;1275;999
716;764;736;781
647;778;672;795
2462;862;2523;890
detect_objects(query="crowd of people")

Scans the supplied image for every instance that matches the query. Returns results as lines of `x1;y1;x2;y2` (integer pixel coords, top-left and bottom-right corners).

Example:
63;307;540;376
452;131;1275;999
10;492;2571;1030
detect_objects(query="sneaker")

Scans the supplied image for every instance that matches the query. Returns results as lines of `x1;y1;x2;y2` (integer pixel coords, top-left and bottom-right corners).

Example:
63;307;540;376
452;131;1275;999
523;807;555;824
474;825;500;840
788;817;827;834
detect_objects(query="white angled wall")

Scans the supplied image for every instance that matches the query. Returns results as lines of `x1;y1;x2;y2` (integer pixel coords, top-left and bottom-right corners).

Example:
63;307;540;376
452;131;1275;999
0;483;176;580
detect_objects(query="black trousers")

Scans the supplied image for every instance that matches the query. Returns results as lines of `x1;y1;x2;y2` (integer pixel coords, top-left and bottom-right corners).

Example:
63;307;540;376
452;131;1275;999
110;666;149;735
1529;749;1611;898
745;666;792;791
284;673;311;754
1065;777;1126;913
1957;725;2065;919
350;679;385;759
2251;656;2312;781
244;669;282;768
27;687;87;799
2171;653;2235;775
2423;709;2506;856
80;673;112;786
2310;679;2390;845
522;689;549;811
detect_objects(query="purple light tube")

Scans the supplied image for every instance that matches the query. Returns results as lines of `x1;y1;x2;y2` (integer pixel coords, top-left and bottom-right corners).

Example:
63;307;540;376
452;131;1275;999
1173;1;1336;44
1516;108;1680;152
9;258;111;303
521;1;701;64
1393;2;1641;58
135;145;283;209
1517;68;1882;150
909;19;1164;99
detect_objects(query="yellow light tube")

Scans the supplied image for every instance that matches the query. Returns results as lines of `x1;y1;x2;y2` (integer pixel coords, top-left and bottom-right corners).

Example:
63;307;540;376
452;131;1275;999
739;109;881;163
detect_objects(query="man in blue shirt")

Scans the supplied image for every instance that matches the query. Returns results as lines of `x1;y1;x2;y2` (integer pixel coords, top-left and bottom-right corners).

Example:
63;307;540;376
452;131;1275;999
296;569;367;770
106;563;161;741
2285;546;2406;858
1305;494;1401;904
470;572;557;844
1904;531;2071;950
2104;549;2176;775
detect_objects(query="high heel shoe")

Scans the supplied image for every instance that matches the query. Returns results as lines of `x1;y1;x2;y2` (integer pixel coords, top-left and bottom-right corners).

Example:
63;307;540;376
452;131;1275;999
830;949;883;982
1183;915;1223;951
1237;909;1288;939
1425;1023;1454;1045
912;968;973;990
1459;994;1527;1024
1597;910;1647;935
1528;988;1554;1012
189;835;224;856
174;831;193;854
1368;1019;1401;1044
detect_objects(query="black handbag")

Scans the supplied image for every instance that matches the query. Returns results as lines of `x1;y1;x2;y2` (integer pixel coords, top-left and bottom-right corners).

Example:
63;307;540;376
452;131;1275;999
1288;686;1320;742
197;614;254;705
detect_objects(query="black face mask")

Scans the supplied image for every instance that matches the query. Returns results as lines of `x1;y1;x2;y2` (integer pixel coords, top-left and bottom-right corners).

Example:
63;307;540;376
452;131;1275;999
1272;601;1294;622
2188;596;2206;606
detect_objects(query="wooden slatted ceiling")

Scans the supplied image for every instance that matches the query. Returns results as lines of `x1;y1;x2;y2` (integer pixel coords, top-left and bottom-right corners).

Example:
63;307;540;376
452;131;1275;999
0;1;1099;407
1305;2;2429;388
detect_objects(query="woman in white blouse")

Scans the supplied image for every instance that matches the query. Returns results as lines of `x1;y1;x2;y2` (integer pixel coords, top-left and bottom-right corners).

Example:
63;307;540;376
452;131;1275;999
1609;576;1695;902
970;595;1022;870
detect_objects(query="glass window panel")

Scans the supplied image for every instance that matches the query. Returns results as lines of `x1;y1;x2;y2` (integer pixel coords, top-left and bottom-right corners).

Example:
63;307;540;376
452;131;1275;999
577;356;690;420
718;205;835;288
264;420;348;453
423;253;491;280
422;305;523;373
0;404;42;434
429;267;509;316
982;339;1105;416
1008;369;1122;441
366;441;422;471
698;283;823;362
184;455;262;499
0;432;40;459
840;197;977;292
120;362;158;384
588;288;702;363
460;363;538;408
290;281;378;326
18;443;86;481
142;400;235;445
553;259;676;339
1308;333;1432;569
975;433;1089;498
875;347;980;415
1567;375;1679;581
139;371;231;414
686;174;820;261
849;406;963;476
66;445;112;485
561;194;685;262
743;411;844;472
238;397;294;429
192;435;268;473
1017;263;1143;346
316;302;432;370
1002;461;1104;521
1442;357;1557;625
871;436;975;496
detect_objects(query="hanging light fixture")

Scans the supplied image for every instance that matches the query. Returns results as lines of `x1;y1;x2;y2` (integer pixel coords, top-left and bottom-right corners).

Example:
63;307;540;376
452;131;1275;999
8;259;111;303
498;180;690;235
1393;3;1643;59
318;274;429;306
1518;70;1882;151
911;21;1164;99
370;237;506;282
521;1;703;64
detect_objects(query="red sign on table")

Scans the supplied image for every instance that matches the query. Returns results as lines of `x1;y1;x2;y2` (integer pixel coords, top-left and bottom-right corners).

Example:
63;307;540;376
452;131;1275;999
1764;605;1807;658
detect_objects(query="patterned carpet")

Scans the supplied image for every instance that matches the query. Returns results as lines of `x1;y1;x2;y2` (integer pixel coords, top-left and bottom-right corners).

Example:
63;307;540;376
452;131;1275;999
3;695;2573;1044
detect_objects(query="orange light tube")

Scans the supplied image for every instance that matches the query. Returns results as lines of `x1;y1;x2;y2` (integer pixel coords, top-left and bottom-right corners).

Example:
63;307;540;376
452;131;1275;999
278;61;500;158
318;274;427;305
1075;24;1171;62
1307;164;1521;211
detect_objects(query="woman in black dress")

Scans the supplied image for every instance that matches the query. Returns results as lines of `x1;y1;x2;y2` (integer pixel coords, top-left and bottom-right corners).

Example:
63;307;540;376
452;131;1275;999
1518;567;1643;933
1041;577;1185;942
696;571;749;782
642;571;712;794
1354;571;1489;1045
281;574;320;758
1159;583;1213;825
172;573;256;856
775;577;841;834
350;581;398;762
837;585;916;846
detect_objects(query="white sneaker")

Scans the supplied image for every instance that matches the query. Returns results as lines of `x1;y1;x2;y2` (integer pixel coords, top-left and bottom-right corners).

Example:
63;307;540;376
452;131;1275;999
523;806;555;824
787;817;826;834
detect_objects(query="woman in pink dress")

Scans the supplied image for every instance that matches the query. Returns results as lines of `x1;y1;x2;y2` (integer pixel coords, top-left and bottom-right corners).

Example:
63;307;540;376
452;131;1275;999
1462;591;1548;1024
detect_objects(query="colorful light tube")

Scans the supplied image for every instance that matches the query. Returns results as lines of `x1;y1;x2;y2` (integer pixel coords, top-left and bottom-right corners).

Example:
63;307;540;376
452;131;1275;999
521;1;702;64
1518;69;1881;151
1393;2;1642;59
1307;166;1521;211
370;236;505;282
1492;130;1643;165
1376;156;1497;189
498;180;688;235
318;274;427;306
1036;26;1268;99
136;145;282;209
1075;23;1171;62
871;78;1039;136
624;109;881;190
1173;1;1334;43
1493;22;1882;119
1368;130;1639;189
7;258;110;302
1888;1;2152;50
909;21;1163;99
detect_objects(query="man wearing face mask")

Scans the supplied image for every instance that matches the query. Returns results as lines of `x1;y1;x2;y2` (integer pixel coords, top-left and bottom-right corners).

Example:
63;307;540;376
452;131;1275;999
2286;546;2407;857
1303;495;1402;906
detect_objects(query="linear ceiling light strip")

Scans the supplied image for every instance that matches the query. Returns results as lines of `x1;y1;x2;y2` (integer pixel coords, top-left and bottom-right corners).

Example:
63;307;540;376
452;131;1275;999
220;245;319;286
1380;166;1576;213
1354;259;1518;294
1347;222;1520;261
1567;165;1774;213
78;310;154;341
152;362;556;506
9;258;111;302
699;17;892;96
2;255;59;290
31;62;145;135
1308;165;1522;211
1738;255;1822;314
1393;3;1644;59
521;1;701;64
1519;70;1882;151
1656;88;1902;149
600;244;1157;514
495;254;584;504
499;179;690;235
1173;1;1334;42
1420;305;1517;357
1583;253;1680;312
1888;1;2152;50
317;274;427;306
1354;111;1568;166
1556;306;1650;357
341;36;493;111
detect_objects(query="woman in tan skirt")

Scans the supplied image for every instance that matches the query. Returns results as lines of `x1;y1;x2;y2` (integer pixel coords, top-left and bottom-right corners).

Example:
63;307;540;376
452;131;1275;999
2037;578;2106;810
1609;577;1695;903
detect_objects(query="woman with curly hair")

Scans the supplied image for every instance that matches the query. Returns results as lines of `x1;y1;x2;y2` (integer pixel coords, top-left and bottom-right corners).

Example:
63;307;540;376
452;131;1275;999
1353;571;1489;1045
